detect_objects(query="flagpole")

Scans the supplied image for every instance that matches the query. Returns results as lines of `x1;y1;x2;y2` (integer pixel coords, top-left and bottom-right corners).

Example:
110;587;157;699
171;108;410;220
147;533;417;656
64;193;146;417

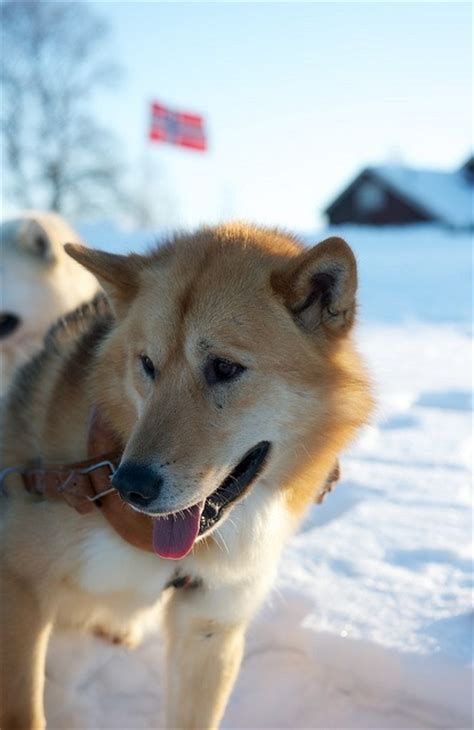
138;101;156;228
146;99;207;229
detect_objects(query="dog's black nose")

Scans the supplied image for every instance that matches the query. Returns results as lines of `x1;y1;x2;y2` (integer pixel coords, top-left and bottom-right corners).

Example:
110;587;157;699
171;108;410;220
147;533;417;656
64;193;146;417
0;312;21;340
112;462;163;510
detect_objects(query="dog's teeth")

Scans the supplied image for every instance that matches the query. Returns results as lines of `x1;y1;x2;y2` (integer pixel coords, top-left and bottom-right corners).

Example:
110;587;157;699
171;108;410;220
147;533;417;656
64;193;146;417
206;501;220;517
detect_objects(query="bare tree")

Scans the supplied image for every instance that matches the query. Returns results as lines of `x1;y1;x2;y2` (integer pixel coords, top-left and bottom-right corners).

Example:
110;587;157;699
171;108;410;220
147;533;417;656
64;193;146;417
1;1;124;217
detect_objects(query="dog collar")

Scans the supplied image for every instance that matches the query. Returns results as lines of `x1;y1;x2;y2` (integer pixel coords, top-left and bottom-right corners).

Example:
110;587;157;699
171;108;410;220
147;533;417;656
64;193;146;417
315;459;340;503
0;409;340;557
0;409;159;555
18;452;120;513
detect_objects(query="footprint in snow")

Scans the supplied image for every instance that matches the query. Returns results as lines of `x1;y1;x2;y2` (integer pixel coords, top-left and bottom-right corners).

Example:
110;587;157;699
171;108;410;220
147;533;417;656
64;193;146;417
379;413;419;430
300;481;368;530
415;390;473;411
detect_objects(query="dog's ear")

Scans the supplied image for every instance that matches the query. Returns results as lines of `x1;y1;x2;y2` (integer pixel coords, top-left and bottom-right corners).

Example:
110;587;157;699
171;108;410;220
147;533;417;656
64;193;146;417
20;220;55;262
273;237;357;335
64;244;143;316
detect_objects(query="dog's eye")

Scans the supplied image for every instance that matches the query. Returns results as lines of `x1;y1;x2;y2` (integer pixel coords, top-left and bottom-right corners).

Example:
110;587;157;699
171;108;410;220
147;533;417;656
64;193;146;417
205;358;246;385
140;354;156;380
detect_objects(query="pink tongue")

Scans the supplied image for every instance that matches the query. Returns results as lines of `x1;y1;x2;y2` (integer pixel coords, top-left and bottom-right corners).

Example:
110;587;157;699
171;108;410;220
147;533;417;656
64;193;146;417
152;503;203;560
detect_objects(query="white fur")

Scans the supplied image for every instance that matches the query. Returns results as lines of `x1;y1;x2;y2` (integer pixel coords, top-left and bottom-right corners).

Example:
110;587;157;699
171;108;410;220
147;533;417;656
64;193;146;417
76;523;174;597
0;211;99;395
72;475;290;627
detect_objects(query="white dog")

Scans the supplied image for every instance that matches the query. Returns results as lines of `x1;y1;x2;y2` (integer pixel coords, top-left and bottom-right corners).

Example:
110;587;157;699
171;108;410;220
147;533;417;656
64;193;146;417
0;211;99;395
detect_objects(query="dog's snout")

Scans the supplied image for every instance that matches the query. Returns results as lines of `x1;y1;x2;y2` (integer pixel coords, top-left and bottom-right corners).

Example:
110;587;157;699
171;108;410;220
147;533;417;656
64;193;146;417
0;312;22;340
112;462;163;511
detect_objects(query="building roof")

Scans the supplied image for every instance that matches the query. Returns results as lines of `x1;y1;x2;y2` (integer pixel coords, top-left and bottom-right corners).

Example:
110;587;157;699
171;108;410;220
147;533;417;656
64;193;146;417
372;164;473;229
325;157;474;228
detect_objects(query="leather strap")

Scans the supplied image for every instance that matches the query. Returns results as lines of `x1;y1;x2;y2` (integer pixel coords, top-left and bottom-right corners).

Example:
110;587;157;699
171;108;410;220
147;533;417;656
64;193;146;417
18;409;155;554
315;460;340;504
10;408;340;556
86;408;155;552
22;452;120;514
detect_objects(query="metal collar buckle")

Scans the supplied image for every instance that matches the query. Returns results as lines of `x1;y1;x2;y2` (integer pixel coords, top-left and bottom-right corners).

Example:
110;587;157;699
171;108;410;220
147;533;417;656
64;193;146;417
80;459;117;503
0;465;23;494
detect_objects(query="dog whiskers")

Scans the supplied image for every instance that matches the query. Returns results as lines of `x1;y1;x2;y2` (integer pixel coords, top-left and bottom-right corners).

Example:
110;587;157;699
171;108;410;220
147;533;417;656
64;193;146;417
213;530;230;555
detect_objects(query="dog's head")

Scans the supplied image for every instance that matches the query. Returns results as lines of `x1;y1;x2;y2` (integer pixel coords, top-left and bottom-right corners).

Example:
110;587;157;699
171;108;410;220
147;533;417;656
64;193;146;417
0;212;98;395
66;224;371;558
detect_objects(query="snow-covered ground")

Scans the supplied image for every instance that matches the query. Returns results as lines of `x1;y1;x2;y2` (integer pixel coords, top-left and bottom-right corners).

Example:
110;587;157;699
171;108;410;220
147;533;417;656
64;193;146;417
47;223;472;728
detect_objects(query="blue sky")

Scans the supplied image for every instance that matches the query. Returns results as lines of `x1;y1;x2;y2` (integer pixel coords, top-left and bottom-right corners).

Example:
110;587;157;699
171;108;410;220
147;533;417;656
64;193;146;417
91;2;472;232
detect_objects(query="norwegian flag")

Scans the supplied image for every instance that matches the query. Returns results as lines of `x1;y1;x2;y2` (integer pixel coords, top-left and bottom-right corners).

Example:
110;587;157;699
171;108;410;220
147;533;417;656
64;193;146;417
149;101;207;151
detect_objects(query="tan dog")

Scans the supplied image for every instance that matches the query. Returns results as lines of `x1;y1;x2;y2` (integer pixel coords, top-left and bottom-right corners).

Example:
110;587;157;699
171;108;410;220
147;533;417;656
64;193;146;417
0;223;372;730
0;211;99;396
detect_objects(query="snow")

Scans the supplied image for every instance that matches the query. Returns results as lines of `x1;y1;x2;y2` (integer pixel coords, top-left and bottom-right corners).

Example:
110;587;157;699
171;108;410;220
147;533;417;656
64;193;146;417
49;223;472;728
312;224;473;326
371;165;473;229
80;221;473;326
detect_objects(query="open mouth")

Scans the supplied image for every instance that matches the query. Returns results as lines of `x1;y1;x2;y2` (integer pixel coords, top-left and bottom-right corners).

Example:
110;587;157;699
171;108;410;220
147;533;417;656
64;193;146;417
199;440;271;535
151;441;271;560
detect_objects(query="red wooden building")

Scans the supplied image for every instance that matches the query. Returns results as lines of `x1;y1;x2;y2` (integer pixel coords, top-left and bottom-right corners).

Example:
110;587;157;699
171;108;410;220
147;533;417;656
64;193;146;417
324;156;474;230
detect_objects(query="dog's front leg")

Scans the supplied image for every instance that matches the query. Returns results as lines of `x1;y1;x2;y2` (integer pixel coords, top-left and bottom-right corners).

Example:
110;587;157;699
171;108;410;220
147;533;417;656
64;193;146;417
0;567;53;730
163;589;247;730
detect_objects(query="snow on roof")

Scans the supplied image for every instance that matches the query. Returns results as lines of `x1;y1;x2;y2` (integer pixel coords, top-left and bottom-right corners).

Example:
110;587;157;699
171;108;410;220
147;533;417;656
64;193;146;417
373;164;474;228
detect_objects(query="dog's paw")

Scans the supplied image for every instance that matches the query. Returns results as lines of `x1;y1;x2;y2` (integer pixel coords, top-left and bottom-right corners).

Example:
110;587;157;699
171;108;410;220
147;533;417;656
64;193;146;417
92;624;140;649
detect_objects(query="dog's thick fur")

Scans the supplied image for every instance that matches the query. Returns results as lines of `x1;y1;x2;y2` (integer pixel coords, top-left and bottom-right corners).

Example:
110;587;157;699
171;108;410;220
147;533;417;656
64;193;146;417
0;223;372;729
0;211;99;396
